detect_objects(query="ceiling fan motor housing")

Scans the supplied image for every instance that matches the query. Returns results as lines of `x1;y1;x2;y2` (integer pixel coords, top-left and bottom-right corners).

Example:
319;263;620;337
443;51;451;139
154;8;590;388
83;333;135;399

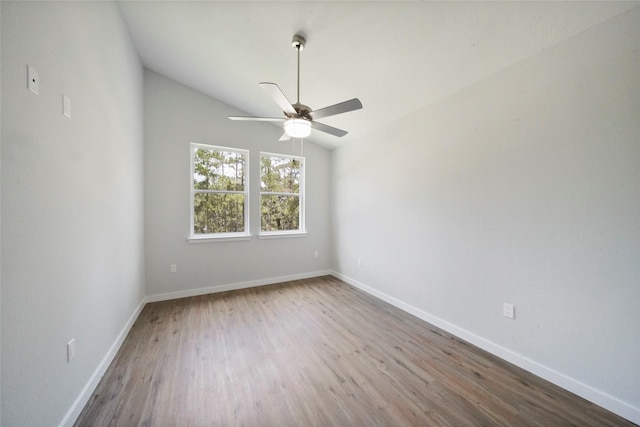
293;103;312;120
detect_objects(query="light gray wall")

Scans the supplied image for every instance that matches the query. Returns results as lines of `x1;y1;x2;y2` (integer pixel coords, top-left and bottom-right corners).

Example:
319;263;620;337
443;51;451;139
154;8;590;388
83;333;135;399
332;7;640;422
144;70;331;298
1;2;145;426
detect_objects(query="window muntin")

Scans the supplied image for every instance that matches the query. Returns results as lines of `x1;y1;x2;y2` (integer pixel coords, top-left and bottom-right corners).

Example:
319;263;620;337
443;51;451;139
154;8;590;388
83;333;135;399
190;144;249;238
260;153;304;233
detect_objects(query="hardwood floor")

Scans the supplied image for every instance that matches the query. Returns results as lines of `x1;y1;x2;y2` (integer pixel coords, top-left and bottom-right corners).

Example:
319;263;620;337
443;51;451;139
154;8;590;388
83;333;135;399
75;276;634;426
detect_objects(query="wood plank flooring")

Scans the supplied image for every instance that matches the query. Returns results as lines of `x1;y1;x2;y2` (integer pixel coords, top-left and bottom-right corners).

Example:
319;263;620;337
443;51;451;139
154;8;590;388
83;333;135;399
75;276;635;426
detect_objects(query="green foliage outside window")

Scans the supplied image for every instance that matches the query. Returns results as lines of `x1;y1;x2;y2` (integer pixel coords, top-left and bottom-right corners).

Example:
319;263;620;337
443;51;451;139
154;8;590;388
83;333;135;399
192;146;246;234
260;155;303;232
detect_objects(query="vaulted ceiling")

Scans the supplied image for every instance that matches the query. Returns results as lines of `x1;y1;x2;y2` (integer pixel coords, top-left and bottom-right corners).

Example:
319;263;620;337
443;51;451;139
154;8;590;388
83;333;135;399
117;1;637;149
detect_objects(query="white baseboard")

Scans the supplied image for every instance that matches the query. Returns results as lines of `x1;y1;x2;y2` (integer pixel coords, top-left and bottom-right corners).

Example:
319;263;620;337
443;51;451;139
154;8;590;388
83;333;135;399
332;271;640;426
59;299;146;427
145;270;333;303
145;270;333;302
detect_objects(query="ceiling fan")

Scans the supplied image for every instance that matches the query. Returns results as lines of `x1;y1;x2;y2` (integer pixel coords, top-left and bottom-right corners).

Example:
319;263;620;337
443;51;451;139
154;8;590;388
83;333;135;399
229;34;363;140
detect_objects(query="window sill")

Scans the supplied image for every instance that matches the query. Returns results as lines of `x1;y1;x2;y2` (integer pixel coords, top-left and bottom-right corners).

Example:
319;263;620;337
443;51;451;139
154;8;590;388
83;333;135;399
258;231;307;240
188;233;252;244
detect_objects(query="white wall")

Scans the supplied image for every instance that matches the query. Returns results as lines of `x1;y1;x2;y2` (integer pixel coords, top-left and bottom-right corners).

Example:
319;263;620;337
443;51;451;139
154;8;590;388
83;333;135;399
332;7;640;423
144;70;331;299
1;2;145;426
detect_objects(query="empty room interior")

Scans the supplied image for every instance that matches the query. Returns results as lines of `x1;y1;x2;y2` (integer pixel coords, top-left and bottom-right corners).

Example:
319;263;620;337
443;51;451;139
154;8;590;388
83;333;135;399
1;1;639;426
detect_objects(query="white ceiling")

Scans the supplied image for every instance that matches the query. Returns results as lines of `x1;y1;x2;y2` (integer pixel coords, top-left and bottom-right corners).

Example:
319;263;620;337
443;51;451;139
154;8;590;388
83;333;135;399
117;1;638;149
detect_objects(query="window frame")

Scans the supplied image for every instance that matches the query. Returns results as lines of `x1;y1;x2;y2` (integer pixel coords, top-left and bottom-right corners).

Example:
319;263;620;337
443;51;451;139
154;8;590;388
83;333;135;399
259;151;306;238
189;143;250;242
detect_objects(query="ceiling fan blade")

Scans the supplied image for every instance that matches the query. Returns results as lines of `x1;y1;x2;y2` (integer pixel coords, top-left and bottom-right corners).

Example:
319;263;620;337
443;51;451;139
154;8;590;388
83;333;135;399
311;121;348;137
259;82;297;116
279;132;291;141
311;98;362;120
229;116;285;122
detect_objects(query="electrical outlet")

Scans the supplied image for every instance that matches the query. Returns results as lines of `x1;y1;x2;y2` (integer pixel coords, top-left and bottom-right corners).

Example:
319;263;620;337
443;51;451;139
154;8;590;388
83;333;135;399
27;65;39;95
67;339;76;363
503;303;515;319
313;250;319;258
170;264;177;273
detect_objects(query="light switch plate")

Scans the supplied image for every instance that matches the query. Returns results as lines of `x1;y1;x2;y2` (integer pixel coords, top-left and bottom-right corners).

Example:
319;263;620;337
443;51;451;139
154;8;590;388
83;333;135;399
503;303;515;319
67;339;76;362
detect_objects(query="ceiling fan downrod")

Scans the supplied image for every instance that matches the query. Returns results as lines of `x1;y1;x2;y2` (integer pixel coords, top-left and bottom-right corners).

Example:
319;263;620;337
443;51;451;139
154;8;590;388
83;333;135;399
292;34;305;105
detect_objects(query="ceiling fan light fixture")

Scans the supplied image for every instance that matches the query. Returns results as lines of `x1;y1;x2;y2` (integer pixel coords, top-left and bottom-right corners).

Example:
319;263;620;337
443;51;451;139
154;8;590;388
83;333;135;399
284;118;311;138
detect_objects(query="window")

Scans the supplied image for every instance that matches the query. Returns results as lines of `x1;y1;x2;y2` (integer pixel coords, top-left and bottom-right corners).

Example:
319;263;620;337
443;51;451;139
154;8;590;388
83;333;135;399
190;143;249;240
260;153;305;234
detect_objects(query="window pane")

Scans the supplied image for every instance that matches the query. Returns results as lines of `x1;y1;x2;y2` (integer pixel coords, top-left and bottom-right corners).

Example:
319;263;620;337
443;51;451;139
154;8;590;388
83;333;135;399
261;194;300;231
260;156;300;193
194;148;245;191
194;193;245;234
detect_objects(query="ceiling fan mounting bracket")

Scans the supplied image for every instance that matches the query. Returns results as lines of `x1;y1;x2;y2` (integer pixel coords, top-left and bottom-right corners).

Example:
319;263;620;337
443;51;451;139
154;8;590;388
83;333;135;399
291;34;306;51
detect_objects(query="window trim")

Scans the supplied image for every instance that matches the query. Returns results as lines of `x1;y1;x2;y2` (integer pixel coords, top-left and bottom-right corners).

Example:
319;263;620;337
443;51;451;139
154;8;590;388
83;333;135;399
189;143;250;241
258;230;307;239
259;151;305;236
